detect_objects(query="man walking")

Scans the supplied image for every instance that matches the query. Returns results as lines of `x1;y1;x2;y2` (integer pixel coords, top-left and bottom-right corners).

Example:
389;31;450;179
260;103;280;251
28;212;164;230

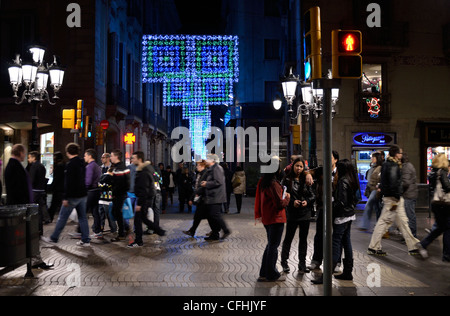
108;149;130;242
5;144;54;269
201;154;231;241
84;149;102;238
27;151;51;228
128;152;165;247
43;143;91;247
367;145;423;256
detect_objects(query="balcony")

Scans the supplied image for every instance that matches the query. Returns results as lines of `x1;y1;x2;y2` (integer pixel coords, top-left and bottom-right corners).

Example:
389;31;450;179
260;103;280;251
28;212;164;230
106;83;129;119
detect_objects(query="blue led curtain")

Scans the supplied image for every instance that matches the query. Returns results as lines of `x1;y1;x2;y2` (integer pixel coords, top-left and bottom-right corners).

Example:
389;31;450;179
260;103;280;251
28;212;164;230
142;35;239;159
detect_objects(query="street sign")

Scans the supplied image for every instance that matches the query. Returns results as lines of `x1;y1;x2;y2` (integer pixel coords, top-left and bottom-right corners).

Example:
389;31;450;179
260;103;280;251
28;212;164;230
100;120;109;130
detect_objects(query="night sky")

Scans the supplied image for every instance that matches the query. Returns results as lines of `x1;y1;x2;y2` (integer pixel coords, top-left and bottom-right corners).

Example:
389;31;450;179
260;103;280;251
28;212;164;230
174;0;223;35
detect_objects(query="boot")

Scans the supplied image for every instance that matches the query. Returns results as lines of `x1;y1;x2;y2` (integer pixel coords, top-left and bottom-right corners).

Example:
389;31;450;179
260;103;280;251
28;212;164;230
334;258;353;281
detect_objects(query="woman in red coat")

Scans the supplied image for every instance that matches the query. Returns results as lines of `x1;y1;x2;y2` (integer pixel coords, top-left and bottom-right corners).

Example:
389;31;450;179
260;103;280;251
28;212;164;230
255;159;290;282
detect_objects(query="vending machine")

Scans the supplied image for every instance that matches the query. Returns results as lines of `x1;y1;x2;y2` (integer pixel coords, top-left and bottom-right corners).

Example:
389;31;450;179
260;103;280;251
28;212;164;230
351;132;396;202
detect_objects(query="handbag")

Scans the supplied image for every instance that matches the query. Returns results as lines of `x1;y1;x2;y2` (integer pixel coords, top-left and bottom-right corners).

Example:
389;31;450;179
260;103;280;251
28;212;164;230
122;197;134;219
432;170;450;203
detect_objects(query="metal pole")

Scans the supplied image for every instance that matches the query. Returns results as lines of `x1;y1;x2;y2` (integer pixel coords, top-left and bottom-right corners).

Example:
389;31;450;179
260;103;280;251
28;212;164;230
308;108;318;169
322;86;333;296
30;100;40;152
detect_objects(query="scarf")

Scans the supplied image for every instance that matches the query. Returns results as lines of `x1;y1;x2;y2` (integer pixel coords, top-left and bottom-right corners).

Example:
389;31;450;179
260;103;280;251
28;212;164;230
387;156;402;169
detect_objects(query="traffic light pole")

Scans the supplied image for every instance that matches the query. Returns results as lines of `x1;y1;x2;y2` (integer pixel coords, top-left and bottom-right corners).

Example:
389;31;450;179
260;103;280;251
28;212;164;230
313;78;340;296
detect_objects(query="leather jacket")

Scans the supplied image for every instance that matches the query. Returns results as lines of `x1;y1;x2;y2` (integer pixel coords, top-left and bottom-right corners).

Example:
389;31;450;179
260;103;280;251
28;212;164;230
380;158;402;200
333;177;357;219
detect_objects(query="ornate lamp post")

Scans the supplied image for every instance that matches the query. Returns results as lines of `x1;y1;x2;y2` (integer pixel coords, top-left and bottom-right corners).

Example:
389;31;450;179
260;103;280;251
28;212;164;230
8;46;65;151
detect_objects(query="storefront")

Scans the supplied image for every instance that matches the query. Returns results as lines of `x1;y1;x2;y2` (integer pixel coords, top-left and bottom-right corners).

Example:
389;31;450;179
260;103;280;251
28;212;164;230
351;132;396;201
420;121;450;183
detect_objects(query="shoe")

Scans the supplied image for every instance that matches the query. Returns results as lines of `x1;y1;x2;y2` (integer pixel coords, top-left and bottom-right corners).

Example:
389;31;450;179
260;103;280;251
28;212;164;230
156;229;166;237
298;262;310;274
127;242;143;248
69;232;82;239
416;243;429;259
311;275;323;284
281;261;290;273
334;272;353;281
76;240;91;247
110;236;125;242
257;276;267;282
268;272;286;282
382;232;390;239
308;262;321;271
367;248;387;256
32;262;54;270
220;231;231;240
91;232;103;239
443;257;450;263
204;236;220;242
41;236;57;244
182;230;195;237
409;249;421;256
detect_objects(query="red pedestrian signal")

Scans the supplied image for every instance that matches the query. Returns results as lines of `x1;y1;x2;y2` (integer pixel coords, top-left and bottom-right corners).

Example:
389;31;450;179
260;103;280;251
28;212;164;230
332;30;362;79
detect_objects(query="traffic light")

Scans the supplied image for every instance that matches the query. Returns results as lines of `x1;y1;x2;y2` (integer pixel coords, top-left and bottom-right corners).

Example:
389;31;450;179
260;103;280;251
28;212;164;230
291;125;301;145
332;30;362;79
62;109;75;129
303;7;322;81
95;125;104;146
84;116;93;138
76;99;83;130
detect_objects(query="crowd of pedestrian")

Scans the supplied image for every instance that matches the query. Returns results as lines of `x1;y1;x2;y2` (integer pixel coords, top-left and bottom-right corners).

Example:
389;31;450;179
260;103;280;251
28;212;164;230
1;141;448;281
254;145;450;283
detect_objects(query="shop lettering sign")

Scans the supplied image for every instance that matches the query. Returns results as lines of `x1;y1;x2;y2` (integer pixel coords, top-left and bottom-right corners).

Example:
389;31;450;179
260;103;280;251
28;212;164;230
353;133;394;146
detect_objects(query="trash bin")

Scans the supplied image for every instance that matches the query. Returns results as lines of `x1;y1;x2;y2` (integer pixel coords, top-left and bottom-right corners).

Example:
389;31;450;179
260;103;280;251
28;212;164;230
23;204;40;258
0;205;27;267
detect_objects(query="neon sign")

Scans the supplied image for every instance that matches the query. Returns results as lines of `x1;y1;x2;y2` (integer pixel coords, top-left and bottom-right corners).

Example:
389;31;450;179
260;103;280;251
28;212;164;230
353;133;394;146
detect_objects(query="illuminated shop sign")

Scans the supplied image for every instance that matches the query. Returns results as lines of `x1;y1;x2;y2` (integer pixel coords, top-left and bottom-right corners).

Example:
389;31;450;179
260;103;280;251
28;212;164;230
352;132;395;146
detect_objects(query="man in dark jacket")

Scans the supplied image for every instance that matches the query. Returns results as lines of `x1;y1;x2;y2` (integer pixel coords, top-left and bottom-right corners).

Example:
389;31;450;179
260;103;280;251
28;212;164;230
5;144;54;269
201;154;230;241
128;151;165;247
42;143;91;247
5;144;32;205
368;145;422;256
108;149;130;242
27;151;51;231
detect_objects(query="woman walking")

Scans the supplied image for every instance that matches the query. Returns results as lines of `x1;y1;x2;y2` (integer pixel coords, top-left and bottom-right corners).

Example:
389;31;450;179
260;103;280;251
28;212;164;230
254;157;290;282
231;166;246;213
359;152;383;231
419;153;450;262
280;157;315;274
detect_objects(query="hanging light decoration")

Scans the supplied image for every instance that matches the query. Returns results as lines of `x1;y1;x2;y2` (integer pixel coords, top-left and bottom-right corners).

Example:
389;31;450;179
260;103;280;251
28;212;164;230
142;35;239;158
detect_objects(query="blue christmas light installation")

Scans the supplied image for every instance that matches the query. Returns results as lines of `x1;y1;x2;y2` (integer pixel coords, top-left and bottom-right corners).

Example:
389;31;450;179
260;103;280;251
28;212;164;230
142;35;239;159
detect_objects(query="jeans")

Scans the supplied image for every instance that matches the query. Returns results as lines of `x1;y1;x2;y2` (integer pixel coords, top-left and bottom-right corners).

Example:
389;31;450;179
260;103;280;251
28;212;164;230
281;220;310;264
311;207;323;265
51;196;91;243
333;220;353;266
134;203;160;244
87;190;101;234
369;197;420;251
359;190;381;230
421;203;450;260
235;194;243;213
98;202;117;233
404;198;417;237
112;195;126;237
260;223;284;280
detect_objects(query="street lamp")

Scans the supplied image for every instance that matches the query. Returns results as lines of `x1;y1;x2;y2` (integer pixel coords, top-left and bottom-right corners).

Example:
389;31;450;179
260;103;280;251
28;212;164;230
7;46;65;151
281;67;300;115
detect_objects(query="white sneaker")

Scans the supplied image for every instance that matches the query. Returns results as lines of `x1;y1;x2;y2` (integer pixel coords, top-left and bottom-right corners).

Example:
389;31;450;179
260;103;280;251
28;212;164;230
76;240;91;247
416;242;429;259
41;236;57;244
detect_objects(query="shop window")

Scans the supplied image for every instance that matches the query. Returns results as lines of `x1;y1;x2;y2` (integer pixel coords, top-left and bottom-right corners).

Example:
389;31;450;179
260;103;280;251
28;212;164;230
356;64;391;122
40;132;54;180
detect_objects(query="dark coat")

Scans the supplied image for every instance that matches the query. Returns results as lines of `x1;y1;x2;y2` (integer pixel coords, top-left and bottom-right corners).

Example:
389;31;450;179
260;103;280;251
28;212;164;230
333;177;357;219
204;163;227;204
111;161;130;198
380;158;402;200
134;161;157;208
28;161;47;191
64;156;87;199
282;175;315;222
5;157;32;205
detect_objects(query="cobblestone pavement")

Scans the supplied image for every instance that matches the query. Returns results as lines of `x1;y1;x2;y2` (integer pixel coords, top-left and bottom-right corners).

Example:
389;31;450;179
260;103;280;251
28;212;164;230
1;196;449;296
